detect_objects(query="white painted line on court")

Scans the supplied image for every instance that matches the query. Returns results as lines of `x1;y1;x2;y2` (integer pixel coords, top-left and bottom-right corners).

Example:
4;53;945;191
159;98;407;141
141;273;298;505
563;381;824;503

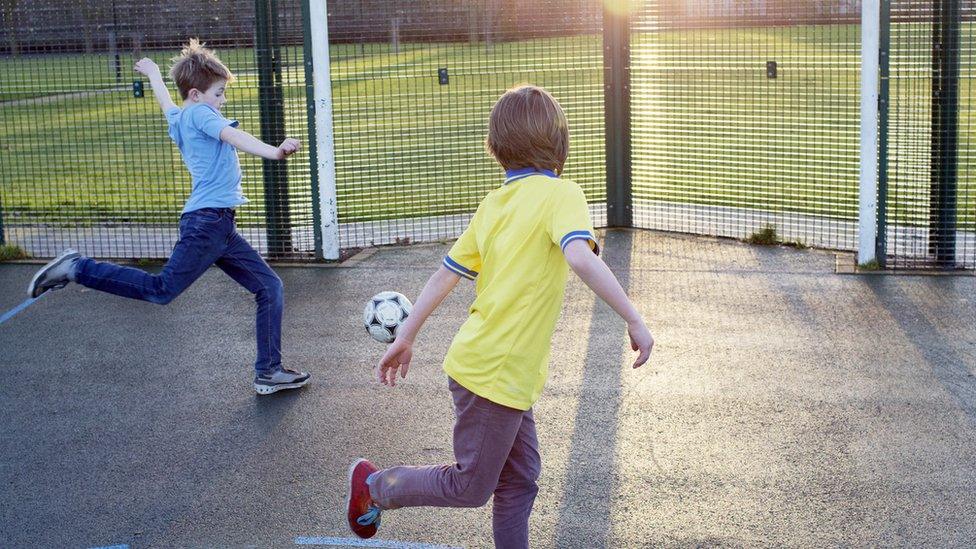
294;536;462;549
0;293;47;327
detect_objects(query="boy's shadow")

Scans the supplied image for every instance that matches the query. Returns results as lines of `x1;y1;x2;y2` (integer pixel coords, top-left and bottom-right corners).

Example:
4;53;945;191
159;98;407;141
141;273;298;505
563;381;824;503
555;229;633;548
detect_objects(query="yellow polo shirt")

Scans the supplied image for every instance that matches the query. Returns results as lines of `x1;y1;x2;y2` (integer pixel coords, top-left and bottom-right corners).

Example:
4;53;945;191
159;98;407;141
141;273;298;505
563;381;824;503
441;169;599;410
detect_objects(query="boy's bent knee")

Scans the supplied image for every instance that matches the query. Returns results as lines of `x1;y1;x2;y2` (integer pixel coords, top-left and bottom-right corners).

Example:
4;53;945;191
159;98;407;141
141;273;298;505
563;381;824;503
456;492;492;508
497;475;539;497
257;277;284;303
455;484;494;508
145;275;182;305
146;288;178;305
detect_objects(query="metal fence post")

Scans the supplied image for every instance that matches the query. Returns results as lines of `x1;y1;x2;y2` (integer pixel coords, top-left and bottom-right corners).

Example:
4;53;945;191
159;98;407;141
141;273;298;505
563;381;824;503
301;0;323;260
307;0;340;260
603;4;632;228
876;0;891;266
930;0;959;267
255;0;292;257
860;0;880;266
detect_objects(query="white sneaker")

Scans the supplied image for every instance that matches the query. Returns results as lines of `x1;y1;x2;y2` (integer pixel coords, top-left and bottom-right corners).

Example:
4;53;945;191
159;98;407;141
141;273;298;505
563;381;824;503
253;367;310;395
28;249;80;298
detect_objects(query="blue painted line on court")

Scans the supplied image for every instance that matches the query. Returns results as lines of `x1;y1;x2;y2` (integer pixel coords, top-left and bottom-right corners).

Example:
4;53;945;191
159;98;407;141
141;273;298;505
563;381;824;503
294;536;462;549
0;293;45;327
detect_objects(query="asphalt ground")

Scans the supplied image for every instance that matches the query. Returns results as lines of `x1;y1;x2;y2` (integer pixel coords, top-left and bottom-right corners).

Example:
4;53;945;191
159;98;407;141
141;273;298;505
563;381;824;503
1;229;975;548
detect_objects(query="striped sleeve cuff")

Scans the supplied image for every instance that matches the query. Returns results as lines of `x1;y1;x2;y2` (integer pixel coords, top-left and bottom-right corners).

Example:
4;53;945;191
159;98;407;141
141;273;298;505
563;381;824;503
443;256;478;280
559;230;600;255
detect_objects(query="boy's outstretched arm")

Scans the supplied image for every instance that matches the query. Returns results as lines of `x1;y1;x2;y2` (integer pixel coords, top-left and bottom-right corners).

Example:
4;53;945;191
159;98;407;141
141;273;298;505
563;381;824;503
376;266;461;386
133;58;177;114
219;126;301;161
563;239;654;368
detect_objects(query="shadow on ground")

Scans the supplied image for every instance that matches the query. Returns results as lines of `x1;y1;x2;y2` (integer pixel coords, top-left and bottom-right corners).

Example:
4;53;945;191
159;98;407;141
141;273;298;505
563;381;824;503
0;229;974;547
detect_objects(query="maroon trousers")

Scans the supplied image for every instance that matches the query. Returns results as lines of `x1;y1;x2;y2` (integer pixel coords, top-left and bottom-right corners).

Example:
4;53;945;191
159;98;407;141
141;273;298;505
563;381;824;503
369;377;542;549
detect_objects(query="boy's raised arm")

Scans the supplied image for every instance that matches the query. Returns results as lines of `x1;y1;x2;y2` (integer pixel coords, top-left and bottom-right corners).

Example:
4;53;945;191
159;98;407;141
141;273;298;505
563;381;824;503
376;266;462;386
219;126;301;161
563;239;654;368
134;58;177;114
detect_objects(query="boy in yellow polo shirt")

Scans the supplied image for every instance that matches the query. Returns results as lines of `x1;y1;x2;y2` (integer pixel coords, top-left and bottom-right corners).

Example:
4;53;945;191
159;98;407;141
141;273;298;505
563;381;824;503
346;85;654;547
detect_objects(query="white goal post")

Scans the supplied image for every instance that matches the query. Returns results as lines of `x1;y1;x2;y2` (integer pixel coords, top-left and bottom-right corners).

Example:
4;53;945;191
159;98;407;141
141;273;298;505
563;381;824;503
309;0;340;260
859;0;880;266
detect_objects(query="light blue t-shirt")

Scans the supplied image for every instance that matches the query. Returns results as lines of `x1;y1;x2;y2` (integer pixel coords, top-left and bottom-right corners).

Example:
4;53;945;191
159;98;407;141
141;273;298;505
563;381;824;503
166;104;248;214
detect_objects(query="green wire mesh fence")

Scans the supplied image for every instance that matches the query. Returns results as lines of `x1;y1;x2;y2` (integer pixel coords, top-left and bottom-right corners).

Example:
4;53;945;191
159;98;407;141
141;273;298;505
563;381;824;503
327;0;607;250
630;0;862;251
1;0;973;270
882;0;975;269
0;0;315;260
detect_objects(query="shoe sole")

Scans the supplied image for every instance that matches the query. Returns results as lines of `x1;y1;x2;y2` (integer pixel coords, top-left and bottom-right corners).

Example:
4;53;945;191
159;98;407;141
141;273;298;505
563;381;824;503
347;458;368;537
28;250;77;298
253;378;309;395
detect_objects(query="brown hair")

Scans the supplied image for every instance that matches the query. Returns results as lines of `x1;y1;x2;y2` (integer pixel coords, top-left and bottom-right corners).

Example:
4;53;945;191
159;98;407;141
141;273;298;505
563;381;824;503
485;85;570;175
168;39;235;100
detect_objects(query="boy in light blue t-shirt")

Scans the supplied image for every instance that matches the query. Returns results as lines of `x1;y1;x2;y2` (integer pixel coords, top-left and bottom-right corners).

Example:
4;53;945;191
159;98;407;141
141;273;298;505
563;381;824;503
28;39;309;395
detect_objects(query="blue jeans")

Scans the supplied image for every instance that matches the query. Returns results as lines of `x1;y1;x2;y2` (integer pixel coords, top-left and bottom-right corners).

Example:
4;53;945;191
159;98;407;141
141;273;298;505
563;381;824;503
74;208;284;374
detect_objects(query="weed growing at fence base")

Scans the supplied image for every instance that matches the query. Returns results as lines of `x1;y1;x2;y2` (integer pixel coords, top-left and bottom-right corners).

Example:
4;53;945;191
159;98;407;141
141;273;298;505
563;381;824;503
0;244;29;261
746;225;780;245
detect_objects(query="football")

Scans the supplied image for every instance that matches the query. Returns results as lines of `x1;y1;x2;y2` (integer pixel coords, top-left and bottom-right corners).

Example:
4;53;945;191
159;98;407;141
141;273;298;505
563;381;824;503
363;291;413;343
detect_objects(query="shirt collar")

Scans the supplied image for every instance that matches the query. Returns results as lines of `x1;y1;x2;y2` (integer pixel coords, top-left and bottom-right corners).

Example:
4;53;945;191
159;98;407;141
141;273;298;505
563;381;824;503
504;167;558;185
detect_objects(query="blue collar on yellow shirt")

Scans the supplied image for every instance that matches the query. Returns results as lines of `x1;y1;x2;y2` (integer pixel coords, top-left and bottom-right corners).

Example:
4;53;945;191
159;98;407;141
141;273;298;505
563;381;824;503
504;167;558;185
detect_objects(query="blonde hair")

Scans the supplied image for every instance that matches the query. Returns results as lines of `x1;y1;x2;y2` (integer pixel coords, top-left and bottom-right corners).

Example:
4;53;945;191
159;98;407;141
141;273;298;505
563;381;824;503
169;39;235;100
485;85;569;175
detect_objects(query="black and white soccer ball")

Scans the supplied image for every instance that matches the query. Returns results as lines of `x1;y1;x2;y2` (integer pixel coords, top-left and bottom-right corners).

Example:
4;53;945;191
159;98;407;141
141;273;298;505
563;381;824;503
363;291;413;343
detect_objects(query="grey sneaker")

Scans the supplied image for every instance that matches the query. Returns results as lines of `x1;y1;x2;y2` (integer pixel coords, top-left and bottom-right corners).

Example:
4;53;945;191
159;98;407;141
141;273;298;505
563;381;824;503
28;249;80;298
254;367;310;395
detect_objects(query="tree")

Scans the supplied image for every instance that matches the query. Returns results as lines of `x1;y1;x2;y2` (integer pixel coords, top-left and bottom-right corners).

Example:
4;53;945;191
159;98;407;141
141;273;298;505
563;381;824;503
466;0;499;51
80;0;109;53
1;0;19;56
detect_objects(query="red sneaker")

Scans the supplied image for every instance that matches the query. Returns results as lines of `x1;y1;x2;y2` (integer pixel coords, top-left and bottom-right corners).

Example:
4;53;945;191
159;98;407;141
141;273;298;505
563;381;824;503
347;458;382;538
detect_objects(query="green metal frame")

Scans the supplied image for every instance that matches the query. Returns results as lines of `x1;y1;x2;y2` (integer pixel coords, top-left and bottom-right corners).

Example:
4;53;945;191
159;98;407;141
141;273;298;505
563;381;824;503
877;0;891;266
929;0;960;266
255;0;293;257
603;5;632;228
300;0;323;260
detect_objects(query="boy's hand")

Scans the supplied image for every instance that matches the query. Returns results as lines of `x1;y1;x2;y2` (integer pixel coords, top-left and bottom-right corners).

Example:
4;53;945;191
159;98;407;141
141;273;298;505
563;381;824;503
376;337;413;387
277;138;301;159
628;320;654;368
133;58;162;79
134;57;177;113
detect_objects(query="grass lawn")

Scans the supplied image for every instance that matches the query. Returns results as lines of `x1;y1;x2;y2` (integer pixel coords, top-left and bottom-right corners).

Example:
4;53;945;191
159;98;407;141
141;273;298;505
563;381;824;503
0;26;973;233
